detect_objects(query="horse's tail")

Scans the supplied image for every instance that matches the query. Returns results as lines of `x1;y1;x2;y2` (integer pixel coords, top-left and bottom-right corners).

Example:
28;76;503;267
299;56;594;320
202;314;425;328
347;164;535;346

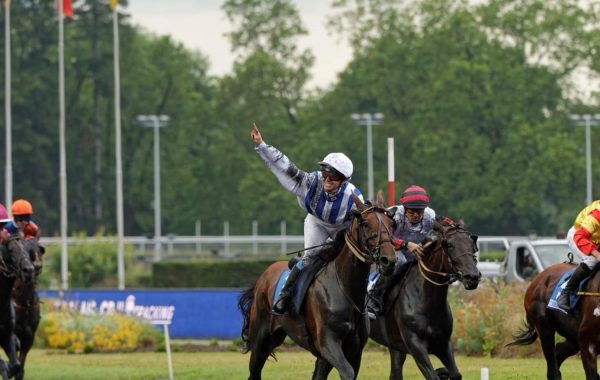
505;319;538;347
238;283;256;353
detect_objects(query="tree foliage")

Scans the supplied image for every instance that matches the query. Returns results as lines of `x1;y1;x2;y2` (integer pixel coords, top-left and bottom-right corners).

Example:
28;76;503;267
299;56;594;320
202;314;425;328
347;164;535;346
0;0;598;237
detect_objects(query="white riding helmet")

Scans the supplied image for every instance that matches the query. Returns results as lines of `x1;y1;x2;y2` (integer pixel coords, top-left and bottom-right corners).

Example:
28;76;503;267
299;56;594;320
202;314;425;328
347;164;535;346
318;153;353;179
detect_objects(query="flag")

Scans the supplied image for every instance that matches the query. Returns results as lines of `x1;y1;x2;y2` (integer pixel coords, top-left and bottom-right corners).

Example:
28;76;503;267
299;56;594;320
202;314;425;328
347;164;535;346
54;0;74;18
110;0;119;10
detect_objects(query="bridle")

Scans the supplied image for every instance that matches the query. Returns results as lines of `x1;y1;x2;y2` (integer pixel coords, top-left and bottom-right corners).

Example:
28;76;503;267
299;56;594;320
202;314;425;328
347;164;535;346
345;206;395;267
418;223;478;286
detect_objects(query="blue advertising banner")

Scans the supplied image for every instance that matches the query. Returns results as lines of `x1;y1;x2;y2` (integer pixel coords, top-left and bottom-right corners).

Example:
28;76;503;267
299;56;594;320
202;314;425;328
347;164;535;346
39;289;245;339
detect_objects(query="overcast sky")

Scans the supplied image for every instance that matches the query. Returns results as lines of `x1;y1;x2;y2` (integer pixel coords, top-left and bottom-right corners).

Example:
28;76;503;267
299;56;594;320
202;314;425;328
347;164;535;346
126;0;352;89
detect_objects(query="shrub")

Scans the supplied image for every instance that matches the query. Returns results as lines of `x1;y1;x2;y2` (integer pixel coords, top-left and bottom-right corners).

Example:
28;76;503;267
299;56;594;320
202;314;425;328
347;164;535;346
450;279;541;357
44;229;148;288
38;308;163;353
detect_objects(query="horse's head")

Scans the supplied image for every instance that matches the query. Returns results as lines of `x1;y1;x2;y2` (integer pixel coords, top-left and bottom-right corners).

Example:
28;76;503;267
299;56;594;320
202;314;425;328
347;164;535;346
1;237;35;284
425;217;481;290
347;191;397;275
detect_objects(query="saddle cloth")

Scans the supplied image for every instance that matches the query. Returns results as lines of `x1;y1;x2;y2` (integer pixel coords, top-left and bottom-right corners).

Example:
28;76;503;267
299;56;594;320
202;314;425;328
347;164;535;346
547;268;591;312
272;257;327;316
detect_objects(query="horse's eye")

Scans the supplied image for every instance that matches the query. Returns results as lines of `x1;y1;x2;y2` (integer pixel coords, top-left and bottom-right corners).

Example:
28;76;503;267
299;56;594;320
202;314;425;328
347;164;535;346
360;220;370;228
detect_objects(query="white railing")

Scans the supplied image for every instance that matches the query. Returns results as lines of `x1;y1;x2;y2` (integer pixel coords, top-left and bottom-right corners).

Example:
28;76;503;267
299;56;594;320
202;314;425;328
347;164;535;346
37;234;539;261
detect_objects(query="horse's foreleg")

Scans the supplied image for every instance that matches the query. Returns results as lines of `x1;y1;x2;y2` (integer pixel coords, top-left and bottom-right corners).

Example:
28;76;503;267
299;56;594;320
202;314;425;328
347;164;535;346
402;333;438;380
434;340;461;380
555;339;579;369
0;359;8;380
579;339;599;380
538;328;561;380
316;331;355;380
247;327;286;380
312;357;333;380
389;348;407;380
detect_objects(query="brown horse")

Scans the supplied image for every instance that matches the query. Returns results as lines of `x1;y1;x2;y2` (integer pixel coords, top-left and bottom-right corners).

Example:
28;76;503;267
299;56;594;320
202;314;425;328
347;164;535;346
507;262;600;380
238;192;398;380
0;238;34;380
13;239;44;380
369;218;481;380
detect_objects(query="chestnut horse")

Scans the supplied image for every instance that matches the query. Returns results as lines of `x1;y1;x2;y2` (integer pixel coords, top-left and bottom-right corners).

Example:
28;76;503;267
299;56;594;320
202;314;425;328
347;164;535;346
507;262;600;380
238;192;398;380
369;218;481;380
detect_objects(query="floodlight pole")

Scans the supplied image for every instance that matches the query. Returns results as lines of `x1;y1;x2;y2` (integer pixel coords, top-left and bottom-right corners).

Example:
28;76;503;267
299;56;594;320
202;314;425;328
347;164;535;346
569;113;600;205
137;114;170;261
351;113;384;201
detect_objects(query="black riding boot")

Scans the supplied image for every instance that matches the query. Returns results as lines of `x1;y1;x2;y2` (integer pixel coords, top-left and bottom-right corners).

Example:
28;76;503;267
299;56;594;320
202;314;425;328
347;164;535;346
272;265;302;315
556;263;592;313
367;274;393;320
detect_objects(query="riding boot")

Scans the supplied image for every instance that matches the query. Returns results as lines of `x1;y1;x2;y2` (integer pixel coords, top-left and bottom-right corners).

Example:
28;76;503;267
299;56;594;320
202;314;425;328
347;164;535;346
367;274;393;320
272;265;302;314
557;263;592;313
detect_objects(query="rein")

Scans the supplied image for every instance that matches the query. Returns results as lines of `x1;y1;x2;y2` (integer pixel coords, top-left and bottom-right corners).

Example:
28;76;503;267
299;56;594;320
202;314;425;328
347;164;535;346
417;225;476;287
344;206;394;265
334;205;395;313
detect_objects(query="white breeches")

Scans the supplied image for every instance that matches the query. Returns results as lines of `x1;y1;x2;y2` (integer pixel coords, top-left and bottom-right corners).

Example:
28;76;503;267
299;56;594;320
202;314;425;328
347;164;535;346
301;213;344;266
567;226;599;269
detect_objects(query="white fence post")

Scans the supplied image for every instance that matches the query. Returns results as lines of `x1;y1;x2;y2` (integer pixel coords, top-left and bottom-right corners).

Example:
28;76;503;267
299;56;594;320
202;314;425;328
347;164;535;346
252;220;258;256
481;367;489;380
195;220;201;255
224;221;230;257
280;220;287;254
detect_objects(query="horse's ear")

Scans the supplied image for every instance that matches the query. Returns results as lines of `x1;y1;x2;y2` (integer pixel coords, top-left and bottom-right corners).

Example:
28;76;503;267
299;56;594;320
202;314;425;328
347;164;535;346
352;192;367;212
376;190;386;208
457;219;465;228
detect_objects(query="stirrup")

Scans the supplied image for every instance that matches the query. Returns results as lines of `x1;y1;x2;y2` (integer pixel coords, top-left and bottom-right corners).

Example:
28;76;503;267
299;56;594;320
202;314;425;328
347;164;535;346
556;292;571;313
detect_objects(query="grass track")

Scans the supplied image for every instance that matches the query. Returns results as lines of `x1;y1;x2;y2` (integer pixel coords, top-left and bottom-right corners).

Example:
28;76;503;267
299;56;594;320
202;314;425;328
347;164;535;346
21;348;584;379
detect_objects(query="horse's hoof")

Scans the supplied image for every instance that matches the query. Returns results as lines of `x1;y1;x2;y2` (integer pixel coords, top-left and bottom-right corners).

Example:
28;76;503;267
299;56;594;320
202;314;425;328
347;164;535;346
435;367;450;379
8;363;22;379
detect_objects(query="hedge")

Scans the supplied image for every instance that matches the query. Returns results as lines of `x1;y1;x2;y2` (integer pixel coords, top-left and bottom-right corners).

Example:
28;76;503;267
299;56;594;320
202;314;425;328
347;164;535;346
151;259;284;288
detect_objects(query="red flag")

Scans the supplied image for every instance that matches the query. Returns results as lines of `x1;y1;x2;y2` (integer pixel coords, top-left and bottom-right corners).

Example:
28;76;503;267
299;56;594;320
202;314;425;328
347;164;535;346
54;0;74;18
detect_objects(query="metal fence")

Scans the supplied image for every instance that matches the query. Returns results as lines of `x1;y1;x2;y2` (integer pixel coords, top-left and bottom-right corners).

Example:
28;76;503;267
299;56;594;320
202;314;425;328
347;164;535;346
38;234;537;262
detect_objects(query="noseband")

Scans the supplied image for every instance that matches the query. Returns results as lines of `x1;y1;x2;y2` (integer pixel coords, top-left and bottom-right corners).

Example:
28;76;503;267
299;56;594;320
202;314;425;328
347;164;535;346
418;224;477;286
345;206;394;266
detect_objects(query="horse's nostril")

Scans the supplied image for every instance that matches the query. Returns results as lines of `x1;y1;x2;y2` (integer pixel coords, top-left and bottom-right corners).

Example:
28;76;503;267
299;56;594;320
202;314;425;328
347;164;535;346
380;257;389;266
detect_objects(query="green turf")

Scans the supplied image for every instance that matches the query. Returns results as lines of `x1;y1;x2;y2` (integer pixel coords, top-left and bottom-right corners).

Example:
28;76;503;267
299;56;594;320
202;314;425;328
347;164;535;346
20;349;586;379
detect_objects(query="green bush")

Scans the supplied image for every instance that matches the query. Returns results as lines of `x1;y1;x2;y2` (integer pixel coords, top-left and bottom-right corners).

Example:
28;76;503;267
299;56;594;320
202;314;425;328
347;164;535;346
44;229;148;288
151;259;282;287
450;280;540;357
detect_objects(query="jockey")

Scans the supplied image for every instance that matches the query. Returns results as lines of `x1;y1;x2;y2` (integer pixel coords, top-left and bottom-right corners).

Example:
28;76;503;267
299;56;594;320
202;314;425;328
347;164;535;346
556;200;600;313
367;185;436;319
6;199;40;241
251;123;364;314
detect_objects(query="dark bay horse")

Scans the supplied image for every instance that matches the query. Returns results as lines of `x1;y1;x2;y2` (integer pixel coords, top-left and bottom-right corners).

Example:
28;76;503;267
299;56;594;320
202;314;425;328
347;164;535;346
0;238;34;380
369;218;481;380
239;192;398;380
13;239;43;380
507;262;600;380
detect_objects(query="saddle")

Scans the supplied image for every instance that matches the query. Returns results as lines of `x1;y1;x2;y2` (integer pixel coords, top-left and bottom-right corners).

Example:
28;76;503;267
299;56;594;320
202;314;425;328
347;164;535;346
272;257;328;316
547;266;600;315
